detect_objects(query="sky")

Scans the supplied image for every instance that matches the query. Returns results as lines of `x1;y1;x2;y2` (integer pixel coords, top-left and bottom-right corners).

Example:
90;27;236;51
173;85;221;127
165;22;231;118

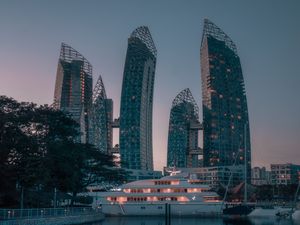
0;0;299;171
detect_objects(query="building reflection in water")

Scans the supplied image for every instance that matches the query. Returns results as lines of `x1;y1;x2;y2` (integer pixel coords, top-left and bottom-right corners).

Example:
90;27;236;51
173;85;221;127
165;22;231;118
81;216;295;225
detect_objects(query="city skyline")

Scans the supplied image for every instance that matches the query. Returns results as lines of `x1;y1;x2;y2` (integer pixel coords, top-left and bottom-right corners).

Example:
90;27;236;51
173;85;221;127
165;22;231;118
0;0;299;170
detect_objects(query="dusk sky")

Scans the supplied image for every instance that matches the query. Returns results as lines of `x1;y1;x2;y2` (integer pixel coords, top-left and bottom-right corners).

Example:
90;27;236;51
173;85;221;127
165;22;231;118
0;0;299;171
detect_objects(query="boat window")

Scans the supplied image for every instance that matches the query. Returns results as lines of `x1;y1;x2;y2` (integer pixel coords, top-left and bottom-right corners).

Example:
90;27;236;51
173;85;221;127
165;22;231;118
203;196;221;202
130;189;143;193
187;188;203;193
154;181;171;185
170;180;180;185
189;180;205;185
143;188;151;193
107;197;117;202
127;197;147;202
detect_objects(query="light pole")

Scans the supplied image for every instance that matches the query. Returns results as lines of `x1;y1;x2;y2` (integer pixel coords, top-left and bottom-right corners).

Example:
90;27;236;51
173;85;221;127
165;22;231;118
244;122;248;204
20;187;24;210
54;188;57;208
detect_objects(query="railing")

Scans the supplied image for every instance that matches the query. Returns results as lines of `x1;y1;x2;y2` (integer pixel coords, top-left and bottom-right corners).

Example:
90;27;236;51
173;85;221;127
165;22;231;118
0;207;98;220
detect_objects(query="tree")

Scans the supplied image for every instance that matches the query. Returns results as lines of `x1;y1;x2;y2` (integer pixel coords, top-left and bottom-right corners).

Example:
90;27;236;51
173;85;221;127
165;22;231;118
35;106;128;205
44;142;127;205
0;96;39;207
0;96;127;207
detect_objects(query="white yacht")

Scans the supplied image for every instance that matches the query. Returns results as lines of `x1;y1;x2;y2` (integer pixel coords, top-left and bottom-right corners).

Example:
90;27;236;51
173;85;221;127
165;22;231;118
96;173;223;216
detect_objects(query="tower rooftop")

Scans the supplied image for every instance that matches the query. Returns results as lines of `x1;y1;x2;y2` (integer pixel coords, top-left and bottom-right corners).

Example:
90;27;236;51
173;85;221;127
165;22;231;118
172;88;199;120
93;75;107;104
130;26;157;57
59;42;92;75
201;19;237;54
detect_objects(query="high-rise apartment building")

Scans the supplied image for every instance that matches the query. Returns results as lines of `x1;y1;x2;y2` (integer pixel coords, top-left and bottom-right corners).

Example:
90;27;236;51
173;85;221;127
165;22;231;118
53;43;93;143
120;26;157;170
167;88;202;168
200;19;251;182
92;75;113;153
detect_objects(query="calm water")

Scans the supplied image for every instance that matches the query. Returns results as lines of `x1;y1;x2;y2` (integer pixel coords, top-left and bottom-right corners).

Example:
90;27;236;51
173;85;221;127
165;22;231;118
81;217;300;225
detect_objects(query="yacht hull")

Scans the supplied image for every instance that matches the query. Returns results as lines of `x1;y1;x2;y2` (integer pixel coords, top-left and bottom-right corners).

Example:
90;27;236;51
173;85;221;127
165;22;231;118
101;203;223;217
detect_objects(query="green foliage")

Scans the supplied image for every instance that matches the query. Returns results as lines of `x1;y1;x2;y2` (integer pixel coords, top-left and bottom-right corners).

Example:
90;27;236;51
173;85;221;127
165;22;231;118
0;95;127;207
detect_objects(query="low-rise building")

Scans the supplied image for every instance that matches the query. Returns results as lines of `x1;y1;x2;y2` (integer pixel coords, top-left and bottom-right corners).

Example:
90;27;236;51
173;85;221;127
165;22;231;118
271;163;300;185
251;167;271;186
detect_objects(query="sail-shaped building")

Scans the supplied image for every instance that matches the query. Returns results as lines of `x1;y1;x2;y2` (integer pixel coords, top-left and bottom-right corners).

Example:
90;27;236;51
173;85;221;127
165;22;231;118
200;19;251;182
53;43;93;143
92;75;113;153
119;26;157;170
167;89;202;168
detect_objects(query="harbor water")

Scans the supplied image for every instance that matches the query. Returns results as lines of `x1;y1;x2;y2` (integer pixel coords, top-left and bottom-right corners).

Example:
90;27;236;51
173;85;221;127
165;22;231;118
81;217;300;225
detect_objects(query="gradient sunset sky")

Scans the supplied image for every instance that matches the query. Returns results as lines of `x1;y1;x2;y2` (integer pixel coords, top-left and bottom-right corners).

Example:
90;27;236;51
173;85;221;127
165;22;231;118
0;0;299;171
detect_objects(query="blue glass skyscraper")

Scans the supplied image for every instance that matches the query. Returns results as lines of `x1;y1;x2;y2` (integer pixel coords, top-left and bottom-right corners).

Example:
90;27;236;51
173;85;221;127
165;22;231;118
120;26;157;170
200;19;251;181
167;89;202;168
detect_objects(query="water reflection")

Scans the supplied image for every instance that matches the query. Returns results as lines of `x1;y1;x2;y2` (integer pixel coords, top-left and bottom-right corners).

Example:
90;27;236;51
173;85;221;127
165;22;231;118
82;217;297;225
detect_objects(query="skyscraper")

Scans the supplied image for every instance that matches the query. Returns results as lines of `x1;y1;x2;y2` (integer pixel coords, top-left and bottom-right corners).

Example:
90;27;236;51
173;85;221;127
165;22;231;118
200;19;251;181
167;88;202;168
120;26;157;170
92;75;113;153
53;43;93;143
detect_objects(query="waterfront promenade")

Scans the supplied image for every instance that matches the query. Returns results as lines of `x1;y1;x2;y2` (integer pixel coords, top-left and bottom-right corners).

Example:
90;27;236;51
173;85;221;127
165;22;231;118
0;207;104;225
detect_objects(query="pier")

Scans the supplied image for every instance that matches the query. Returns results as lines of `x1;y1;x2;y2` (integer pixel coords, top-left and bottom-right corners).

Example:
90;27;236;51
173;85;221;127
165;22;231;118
0;207;104;225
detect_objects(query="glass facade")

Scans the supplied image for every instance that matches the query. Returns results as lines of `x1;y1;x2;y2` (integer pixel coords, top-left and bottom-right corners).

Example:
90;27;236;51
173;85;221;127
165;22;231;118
120;26;157;170
91;75;113;153
53;43;93;143
167;89;202;168
200;19;251;182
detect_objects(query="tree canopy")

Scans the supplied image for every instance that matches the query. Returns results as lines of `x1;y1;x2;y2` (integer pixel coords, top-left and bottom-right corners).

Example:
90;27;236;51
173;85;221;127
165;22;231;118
0;95;127;207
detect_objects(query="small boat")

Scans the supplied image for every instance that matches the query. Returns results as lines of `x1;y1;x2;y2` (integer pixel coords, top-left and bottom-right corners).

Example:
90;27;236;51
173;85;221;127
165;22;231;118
292;209;300;222
223;204;254;217
248;206;292;218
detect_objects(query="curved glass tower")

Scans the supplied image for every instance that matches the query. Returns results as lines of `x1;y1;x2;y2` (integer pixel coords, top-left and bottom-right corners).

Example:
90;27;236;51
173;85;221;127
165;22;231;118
200;19;251;181
120;26;157;170
53;43;93;143
92;75;113;153
167;88;201;168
